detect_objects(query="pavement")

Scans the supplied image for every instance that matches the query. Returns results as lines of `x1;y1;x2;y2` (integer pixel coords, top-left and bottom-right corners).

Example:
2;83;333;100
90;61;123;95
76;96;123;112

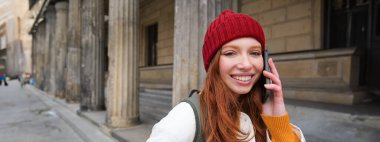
24;80;153;142
0;80;85;142
76;109;154;142
3;79;380;142
286;99;380;142
0;80;120;142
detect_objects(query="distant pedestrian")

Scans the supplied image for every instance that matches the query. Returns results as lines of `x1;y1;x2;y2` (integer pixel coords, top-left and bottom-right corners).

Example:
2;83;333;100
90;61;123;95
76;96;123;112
20;72;31;87
0;72;8;86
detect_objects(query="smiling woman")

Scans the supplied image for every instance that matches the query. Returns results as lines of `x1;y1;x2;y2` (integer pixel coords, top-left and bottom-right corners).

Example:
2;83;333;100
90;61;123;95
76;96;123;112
219;38;264;95
147;10;306;142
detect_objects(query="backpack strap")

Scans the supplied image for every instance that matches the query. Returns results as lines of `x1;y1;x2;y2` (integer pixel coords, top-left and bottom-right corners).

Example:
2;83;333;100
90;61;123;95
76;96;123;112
182;89;205;142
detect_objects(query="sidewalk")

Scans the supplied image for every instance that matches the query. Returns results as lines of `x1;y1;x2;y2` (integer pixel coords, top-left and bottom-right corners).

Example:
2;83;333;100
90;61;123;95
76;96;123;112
26;85;153;142
26;82;380;142
76;109;154;142
0;80;85;142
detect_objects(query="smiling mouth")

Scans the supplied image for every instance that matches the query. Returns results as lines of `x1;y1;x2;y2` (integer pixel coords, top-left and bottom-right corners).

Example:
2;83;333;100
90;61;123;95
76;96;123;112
231;75;253;82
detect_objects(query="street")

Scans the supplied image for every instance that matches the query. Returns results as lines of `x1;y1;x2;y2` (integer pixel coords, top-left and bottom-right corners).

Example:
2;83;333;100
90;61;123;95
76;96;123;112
0;80;110;142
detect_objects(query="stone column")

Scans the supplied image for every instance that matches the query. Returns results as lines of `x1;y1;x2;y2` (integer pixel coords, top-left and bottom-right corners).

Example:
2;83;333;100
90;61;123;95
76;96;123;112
31;33;37;77
80;0;105;111
48;3;57;96
5;18;19;76
35;21;46;89
54;0;69;98
39;21;47;89
172;0;237;106
33;33;39;85
106;0;140;127
43;4;56;93
65;0;81;103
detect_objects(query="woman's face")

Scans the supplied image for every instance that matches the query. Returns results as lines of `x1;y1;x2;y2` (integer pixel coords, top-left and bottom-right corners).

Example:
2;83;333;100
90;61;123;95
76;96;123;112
219;37;263;96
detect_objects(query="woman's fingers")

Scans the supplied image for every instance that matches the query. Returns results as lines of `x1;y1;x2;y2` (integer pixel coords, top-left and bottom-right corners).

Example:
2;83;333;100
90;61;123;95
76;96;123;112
264;84;282;95
268;58;279;77
262;58;287;115
263;70;282;86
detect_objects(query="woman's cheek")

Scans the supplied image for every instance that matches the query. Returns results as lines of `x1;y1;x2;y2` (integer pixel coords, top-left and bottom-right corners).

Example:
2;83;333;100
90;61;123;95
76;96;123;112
250;58;263;71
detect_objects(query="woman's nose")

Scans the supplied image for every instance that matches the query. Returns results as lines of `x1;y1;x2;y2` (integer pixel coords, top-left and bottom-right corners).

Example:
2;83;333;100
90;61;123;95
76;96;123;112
236;55;252;70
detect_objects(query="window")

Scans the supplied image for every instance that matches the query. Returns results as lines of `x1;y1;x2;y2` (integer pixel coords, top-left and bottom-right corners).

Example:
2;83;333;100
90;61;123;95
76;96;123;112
0;24;5;50
326;0;369;48
0;36;6;50
146;23;158;66
332;0;369;10
376;2;380;37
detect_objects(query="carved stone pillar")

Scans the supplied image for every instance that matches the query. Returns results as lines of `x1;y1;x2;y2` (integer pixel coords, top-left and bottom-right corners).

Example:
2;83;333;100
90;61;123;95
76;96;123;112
31;33;37;77
80;0;105;111
65;0;81;103
32;25;37;87
54;0;69;98
36;21;46;89
106;0;140;127
44;4;56;93
47;3;57;96
172;0;237;106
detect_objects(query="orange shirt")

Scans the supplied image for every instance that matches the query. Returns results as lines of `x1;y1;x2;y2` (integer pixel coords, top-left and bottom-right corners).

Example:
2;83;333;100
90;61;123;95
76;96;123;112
261;113;300;142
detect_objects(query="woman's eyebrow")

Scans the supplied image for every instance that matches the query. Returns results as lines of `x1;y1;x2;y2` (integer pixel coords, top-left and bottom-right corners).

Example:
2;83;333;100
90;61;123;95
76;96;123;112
222;45;239;50
250;46;261;50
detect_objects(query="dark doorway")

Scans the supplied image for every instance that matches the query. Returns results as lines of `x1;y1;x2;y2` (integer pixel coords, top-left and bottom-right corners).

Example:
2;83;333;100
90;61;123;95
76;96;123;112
103;0;109;109
146;23;158;66
369;0;380;96
326;0;380;97
325;0;369;85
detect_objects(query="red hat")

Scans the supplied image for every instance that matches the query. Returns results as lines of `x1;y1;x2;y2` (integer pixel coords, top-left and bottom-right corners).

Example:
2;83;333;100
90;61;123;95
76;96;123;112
202;9;265;71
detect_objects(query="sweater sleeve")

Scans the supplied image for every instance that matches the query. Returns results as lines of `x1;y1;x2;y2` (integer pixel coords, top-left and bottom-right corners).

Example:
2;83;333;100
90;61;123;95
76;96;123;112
147;102;196;142
261;113;301;142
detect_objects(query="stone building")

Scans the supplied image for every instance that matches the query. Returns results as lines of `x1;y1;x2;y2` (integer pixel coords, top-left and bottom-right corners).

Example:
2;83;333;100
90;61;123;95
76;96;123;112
29;0;380;141
0;0;36;75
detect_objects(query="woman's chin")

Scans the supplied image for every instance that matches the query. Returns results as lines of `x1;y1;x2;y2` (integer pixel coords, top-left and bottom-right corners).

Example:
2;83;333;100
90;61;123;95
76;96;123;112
231;87;252;95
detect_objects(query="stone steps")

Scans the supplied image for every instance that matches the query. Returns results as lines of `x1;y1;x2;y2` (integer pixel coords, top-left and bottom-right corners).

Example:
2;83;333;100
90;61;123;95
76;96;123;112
140;92;171;106
139;107;169;124
139;82;172;90
283;88;369;105
282;78;370;105
139;87;172;123
282;78;351;90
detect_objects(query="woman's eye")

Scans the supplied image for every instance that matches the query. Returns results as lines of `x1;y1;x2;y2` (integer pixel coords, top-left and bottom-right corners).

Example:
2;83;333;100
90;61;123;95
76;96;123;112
223;52;236;56
250;51;261;56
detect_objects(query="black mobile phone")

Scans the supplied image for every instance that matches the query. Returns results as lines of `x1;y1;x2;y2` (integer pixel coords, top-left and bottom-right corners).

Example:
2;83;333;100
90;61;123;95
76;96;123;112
261;49;272;103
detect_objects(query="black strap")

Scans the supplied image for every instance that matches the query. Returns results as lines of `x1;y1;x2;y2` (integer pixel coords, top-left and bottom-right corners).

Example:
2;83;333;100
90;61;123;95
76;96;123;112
188;89;200;97
182;89;204;142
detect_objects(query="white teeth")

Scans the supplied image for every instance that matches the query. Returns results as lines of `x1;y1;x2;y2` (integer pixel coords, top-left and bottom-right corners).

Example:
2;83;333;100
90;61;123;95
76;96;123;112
232;75;252;82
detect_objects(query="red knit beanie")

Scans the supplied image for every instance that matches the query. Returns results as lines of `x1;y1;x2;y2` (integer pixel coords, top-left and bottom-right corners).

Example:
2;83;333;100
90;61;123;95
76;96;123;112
202;9;265;71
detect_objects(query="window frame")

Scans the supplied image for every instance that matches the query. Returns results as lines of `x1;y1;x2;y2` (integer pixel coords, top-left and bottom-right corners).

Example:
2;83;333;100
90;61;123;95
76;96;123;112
146;23;158;67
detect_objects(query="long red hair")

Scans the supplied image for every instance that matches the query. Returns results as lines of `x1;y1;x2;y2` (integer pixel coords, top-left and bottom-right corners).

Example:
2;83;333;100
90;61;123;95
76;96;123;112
199;50;267;142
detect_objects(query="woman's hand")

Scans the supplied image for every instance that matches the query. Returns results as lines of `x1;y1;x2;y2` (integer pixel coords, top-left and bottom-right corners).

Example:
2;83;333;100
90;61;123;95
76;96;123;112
262;58;286;116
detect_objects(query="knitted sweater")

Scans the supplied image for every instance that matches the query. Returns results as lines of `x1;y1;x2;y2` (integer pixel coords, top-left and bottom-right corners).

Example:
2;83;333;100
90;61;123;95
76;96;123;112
147;102;306;142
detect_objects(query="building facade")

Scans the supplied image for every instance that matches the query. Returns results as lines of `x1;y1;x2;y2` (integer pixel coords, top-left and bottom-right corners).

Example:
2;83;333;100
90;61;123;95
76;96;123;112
28;0;380;140
0;0;36;75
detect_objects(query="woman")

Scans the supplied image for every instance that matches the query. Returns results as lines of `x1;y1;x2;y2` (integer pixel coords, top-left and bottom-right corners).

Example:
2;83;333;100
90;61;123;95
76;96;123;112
147;10;305;142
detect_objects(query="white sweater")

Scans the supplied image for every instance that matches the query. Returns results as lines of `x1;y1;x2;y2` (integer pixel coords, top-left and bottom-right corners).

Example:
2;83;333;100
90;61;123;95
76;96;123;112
147;102;305;142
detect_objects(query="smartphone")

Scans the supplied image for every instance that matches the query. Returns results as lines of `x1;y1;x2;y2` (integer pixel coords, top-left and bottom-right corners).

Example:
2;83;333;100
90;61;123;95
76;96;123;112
261;49;272;103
